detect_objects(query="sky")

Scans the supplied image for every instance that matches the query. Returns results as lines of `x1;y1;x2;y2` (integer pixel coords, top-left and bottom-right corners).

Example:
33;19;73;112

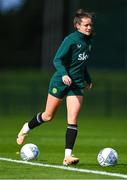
0;0;25;12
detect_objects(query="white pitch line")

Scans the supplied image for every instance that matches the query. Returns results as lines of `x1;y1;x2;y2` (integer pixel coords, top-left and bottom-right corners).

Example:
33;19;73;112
0;157;127;179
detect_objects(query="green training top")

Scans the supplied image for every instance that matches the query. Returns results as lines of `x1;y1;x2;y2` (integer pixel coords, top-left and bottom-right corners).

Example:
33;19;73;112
53;31;92;88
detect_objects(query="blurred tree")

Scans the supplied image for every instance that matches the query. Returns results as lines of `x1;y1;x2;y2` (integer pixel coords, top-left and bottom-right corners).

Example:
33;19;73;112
0;0;43;68
41;0;64;69
0;0;126;70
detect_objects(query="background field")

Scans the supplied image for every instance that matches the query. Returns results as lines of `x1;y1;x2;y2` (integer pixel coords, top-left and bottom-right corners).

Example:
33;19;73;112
0;70;127;179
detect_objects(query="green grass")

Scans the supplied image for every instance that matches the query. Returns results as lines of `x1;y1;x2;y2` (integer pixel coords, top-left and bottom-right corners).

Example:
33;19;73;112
0;114;127;179
0;69;127;178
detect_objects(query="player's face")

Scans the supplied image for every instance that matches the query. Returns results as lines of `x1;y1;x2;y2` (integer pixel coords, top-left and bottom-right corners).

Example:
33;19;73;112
76;17;93;36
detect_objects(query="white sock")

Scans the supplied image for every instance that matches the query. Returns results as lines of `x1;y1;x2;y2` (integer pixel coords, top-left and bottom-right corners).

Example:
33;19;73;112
23;122;30;133
65;149;72;158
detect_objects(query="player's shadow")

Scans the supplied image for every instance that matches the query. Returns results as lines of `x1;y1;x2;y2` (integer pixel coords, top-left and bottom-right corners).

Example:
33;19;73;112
35;161;127;168
78;163;99;168
39;159;48;163
78;163;127;168
116;163;127;166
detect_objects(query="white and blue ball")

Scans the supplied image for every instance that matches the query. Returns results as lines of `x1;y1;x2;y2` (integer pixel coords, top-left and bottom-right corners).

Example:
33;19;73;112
97;147;118;166
20;143;39;161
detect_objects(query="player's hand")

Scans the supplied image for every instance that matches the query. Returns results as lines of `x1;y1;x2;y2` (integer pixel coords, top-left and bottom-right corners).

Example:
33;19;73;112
62;75;72;86
85;83;93;91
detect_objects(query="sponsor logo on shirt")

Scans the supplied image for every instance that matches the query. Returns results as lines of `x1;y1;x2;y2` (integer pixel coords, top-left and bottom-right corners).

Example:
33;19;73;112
78;52;88;61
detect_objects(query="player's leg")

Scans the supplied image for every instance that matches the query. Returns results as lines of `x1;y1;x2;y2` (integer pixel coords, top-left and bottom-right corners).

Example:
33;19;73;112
28;94;62;128
63;95;83;165
41;94;62;121
17;94;62;145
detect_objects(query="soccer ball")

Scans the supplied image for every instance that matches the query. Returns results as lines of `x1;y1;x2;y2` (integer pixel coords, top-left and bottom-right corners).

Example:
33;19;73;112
20;143;39;161
97;147;118;166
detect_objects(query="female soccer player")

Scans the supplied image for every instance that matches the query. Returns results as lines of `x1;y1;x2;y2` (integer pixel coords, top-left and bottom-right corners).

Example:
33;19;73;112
17;9;94;166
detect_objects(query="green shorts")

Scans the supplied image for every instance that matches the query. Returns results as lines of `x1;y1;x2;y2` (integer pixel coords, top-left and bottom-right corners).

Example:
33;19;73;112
48;76;84;99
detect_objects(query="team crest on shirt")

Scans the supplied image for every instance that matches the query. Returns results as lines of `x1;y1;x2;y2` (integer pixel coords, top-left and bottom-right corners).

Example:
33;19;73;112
77;44;81;48
52;88;57;94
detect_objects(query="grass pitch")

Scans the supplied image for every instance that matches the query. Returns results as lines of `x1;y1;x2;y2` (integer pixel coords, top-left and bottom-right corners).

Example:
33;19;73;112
0;114;127;179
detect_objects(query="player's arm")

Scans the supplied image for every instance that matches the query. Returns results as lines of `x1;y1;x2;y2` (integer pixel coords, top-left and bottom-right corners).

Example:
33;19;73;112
53;37;71;76
53;37;72;86
84;66;93;90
